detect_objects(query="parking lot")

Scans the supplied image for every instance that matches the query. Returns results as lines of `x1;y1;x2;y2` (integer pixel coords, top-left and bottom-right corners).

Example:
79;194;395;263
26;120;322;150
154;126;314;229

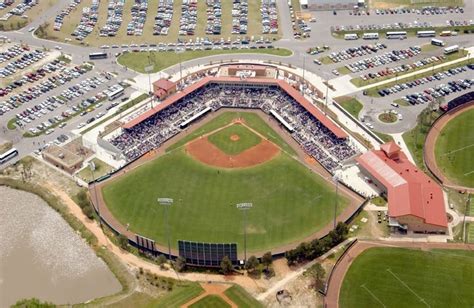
44;0;280;47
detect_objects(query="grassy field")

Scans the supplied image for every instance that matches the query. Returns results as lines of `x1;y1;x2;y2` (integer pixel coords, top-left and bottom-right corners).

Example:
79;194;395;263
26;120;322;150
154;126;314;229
208;124;262;155
364;57;474;97
117;48;292;73
153;282;204;307
470;197;474;216
224;285;263;308
190;295;230;308
403;109;441;169
340;247;474;308
40;0;279;47
0;141;12;155
77;158;114;183
468;223;474;243
350;50;468;87
102;113;347;253
167;111;296;155
334;97;363;119
434;108;474;187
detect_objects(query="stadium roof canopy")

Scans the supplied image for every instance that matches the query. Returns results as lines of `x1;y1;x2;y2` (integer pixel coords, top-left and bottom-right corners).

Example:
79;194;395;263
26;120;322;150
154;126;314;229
357;141;447;228
123;76;347;139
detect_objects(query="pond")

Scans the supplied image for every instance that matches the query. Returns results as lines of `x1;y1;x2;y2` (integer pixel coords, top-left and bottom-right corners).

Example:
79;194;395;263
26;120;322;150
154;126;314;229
0;186;121;307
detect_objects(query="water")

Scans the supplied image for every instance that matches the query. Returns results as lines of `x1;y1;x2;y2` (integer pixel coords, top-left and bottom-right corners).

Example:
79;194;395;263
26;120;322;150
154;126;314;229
0;186;122;307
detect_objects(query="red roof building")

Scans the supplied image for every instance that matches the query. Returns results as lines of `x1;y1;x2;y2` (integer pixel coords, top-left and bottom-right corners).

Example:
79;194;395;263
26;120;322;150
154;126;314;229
153;78;176;99
356;141;448;234
123;76;347;139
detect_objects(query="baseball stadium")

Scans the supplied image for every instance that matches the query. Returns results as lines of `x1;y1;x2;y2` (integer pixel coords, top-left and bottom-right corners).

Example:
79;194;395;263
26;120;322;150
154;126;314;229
90;64;364;264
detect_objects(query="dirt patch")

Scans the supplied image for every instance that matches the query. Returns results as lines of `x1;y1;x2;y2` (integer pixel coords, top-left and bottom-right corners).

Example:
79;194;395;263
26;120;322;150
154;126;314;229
186;137;280;169
230;134;240;142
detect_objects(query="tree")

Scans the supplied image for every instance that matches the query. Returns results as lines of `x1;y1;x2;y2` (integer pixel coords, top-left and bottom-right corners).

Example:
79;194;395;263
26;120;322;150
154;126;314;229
81;205;94;219
174;256;186;272
307;263;326;292
12;298;55;308
220;256;233;275
245;255;259;273
117;234;129;250
260;252;272;270
285;249;298;265
157;254;167;267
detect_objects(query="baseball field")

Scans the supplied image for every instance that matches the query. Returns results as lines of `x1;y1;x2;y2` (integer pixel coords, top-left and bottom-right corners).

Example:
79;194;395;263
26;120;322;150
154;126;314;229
339;247;474;307
101;111;348;254
434;108;474;188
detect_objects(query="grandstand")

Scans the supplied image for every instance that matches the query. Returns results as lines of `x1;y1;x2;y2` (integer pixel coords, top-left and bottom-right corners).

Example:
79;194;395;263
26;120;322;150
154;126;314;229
106;68;357;173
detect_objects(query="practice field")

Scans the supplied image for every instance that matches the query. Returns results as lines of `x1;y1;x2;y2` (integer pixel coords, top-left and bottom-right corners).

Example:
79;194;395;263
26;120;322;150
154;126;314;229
434;108;474;188
340;247;474;308
102;112;347;254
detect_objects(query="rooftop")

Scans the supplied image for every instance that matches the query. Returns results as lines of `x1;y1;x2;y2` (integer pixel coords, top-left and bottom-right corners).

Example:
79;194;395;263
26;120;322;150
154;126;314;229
357;144;447;228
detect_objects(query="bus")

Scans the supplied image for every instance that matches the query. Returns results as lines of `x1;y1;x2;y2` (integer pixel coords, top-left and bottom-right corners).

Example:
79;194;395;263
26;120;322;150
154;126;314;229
444;45;459;55
363;33;379;40
431;38;445;47
107;86;124;101
0;148;18;164
416;30;436;38
89;52;108;60
344;33;358;40
386;31;407;39
440;30;451;37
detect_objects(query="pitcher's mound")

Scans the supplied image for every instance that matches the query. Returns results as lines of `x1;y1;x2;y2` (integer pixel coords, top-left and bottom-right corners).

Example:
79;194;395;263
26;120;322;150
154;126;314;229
230;134;240;142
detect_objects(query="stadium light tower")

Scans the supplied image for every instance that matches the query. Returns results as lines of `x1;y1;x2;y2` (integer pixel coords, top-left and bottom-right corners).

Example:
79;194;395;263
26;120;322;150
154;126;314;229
236;202;253;262
89;161;102;228
158;197;174;260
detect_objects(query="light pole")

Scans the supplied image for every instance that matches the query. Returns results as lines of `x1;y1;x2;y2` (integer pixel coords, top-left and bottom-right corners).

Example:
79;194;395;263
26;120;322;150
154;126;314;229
89;161;101;228
332;173;340;229
236;202;253;262
158;197;173;260
176;48;185;84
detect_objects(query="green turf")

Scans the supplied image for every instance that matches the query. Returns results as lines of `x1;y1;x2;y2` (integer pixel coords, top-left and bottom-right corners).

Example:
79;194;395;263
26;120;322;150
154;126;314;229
224;285;263;308
468;224;474;243
102;114;347;253
208;124;262;155
167;111;296;156
434;108;474;188
189;295;231;308
334;97;363;119
340;247;474;308
152;283;204;308
117;49;292;74
470;197;474;216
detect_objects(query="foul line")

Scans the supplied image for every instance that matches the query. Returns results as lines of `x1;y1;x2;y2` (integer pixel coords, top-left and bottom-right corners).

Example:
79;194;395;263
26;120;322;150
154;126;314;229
441;143;474;157
386;268;430;307
360;284;386;307
464;170;474;177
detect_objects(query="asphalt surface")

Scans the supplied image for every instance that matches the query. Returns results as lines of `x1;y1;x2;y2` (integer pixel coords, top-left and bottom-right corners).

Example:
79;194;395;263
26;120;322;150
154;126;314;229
0;0;473;165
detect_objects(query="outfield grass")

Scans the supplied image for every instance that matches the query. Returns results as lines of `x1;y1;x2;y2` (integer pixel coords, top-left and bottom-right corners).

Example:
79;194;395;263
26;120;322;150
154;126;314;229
468;223;474;243
208;124;262;155
224;285;263;308
102;114;347;253
334;97;363;119
189;295;231;308
340;247;474;308
167;111;296;156
434;108;474;187
117;48;292;73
